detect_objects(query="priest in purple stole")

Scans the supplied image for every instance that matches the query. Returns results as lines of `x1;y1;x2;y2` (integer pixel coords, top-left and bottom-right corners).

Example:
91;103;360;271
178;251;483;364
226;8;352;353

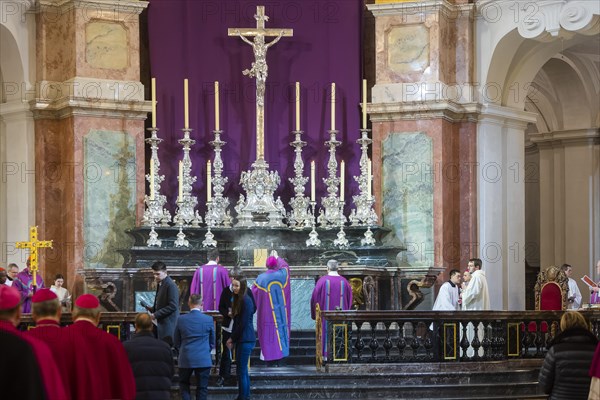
252;255;291;362
14;257;45;313
190;249;231;311
310;259;353;358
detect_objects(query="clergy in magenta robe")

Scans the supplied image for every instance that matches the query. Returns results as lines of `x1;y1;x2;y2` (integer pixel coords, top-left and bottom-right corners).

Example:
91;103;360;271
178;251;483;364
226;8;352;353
63;294;136;400
14;265;45;313
190;249;231;311
310;260;353;358
252;255;291;361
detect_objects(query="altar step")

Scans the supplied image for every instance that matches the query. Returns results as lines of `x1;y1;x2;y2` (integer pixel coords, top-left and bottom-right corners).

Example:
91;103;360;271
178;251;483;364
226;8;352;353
250;329;316;366
171;364;546;399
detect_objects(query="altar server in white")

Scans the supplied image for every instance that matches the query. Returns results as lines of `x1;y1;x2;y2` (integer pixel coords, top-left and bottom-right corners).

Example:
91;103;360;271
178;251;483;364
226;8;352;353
432;269;461;311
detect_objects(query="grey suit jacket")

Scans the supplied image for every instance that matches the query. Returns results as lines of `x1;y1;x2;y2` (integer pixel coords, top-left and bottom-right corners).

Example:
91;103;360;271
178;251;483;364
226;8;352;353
152;275;180;340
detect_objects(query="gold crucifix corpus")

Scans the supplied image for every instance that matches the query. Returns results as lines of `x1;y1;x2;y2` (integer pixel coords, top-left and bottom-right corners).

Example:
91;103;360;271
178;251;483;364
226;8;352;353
16;226;53;290
228;5;293;162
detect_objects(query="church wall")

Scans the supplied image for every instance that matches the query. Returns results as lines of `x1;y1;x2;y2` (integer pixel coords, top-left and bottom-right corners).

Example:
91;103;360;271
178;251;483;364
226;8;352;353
35;7;76;81
30;0;149;295
1;1;37;269
372;118;477;274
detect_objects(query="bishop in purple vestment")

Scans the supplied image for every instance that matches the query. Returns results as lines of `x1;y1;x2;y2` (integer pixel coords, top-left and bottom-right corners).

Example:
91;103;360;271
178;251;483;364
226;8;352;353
310;260;353;358
252;255;291;362
190;249;231;311
14;258;45;313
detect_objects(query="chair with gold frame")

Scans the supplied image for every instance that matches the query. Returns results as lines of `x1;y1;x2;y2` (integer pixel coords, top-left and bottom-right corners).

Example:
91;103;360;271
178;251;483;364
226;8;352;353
528;265;569;334
534;265;568;311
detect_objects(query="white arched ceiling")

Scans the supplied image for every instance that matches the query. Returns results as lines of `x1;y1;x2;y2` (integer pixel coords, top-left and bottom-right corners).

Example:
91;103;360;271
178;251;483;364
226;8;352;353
524;35;600;134
0;24;25;102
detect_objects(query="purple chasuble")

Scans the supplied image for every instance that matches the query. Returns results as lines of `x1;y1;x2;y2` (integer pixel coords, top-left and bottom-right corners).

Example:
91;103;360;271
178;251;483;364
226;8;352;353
14;268;45;313
190;263;231;311
310;274;353;357
252;259;291;361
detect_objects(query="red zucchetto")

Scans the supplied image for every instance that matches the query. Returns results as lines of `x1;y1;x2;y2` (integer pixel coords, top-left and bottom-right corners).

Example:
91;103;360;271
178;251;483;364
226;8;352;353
75;294;100;309
0;285;21;310
31;288;58;303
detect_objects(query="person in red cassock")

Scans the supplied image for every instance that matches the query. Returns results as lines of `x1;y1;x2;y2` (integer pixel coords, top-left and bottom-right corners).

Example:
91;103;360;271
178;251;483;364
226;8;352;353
25;288;73;398
0;285;67;400
62;293;136;400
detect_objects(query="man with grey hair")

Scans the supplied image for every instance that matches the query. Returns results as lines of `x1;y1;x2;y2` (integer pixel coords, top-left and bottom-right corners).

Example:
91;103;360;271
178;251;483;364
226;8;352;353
310;259;353;358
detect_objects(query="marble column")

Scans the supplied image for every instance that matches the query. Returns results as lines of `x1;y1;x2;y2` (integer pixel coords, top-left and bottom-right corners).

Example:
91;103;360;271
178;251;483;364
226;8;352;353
367;0;477;309
531;130;600;280
477;105;536;310
0;102;36;266
31;0;150;295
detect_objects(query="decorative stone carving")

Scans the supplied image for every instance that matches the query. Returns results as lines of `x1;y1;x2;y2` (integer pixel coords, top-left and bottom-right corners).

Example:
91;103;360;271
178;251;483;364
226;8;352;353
86;21;128;70
387;25;429;74
517;1;600;40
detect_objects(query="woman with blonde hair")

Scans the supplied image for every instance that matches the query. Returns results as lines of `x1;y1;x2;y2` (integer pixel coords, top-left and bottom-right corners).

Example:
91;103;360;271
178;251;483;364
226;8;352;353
538;311;598;399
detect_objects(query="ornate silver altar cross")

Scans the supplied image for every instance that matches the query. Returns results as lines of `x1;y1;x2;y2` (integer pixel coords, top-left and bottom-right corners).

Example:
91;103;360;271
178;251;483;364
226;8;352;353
228;6;293;227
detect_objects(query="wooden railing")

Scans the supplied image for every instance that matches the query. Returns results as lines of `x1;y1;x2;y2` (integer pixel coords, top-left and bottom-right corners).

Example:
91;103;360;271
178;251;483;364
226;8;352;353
317;310;600;370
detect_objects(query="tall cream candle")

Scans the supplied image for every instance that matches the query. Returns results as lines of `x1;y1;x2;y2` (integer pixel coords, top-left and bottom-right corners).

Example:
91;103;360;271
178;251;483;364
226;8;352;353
295;82;300;131
362;79;367;130
340;160;345;201
367;159;372;198
184;79;189;129
310;160;315;202
331;82;336;131
151;78;157;128
215;81;220;131
178;161;183;201
207;160;212;202
150;158;155;200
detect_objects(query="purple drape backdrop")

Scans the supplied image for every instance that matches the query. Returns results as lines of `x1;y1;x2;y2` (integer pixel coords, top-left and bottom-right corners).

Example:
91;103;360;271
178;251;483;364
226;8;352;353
148;0;363;214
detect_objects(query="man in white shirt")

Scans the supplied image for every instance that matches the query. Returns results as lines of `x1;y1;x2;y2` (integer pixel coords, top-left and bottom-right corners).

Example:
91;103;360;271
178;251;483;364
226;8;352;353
433;269;461;311
461;258;490;310
561;263;582;309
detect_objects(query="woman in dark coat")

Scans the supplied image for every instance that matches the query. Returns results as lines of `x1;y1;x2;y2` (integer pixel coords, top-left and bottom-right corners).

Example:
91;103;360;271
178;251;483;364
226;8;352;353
226;275;256;400
538;311;598;400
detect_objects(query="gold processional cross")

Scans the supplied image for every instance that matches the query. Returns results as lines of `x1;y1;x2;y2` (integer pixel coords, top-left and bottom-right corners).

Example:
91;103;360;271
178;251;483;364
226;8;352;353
228;5;293;162
16;226;53;290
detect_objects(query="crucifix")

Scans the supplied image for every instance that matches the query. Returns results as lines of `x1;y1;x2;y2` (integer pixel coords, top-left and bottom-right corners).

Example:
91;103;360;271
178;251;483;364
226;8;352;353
228;5;293;162
16;226;53;291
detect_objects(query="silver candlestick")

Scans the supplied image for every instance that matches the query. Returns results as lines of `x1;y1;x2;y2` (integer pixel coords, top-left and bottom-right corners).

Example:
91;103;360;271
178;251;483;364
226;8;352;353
207;130;232;227
174;128;202;227
203;201;218;247
142;127;172;228
288;130;311;229
147;226;162;247
174;221;189;248
318;129;346;227
333;203;349;248
361;226;376;246
306;201;321;247
350;128;377;226
235;158;286;227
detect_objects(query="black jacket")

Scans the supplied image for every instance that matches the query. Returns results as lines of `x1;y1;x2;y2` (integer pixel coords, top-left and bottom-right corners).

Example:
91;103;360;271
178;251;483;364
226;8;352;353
218;285;234;330
538;327;598;400
123;331;174;400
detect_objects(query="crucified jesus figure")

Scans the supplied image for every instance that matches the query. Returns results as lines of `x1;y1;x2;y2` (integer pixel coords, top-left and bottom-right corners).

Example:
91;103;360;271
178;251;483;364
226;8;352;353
235;29;285;106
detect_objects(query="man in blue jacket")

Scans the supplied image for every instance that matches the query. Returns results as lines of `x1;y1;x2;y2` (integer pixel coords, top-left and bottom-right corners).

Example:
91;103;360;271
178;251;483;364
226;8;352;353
174;294;215;400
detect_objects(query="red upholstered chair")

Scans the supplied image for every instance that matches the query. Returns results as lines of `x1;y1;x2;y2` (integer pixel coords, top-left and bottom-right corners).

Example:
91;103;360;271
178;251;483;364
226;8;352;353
535;266;568;311
527;266;569;333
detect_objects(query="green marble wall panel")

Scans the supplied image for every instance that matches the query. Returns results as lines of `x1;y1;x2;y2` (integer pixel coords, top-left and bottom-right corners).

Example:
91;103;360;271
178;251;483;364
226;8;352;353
382;132;433;266
84;130;136;268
